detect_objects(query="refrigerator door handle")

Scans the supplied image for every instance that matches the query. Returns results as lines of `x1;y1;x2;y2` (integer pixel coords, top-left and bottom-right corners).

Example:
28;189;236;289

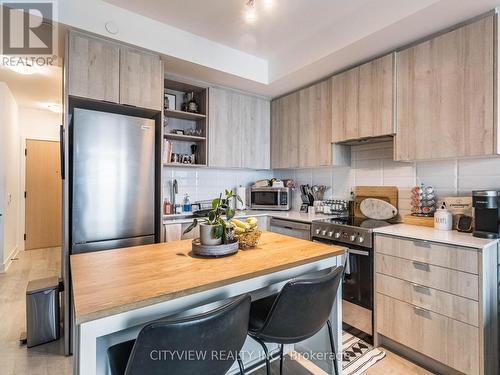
59;125;65;180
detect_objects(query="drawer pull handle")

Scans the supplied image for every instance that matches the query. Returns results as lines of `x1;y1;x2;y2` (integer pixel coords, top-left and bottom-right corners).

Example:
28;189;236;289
413;240;431;248
412;261;430;271
412;283;431;295
413;306;431;318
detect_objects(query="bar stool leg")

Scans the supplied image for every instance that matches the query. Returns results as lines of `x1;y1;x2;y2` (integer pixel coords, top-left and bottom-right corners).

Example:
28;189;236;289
237;353;245;375
327;319;339;375
279;344;284;375
253;337;271;375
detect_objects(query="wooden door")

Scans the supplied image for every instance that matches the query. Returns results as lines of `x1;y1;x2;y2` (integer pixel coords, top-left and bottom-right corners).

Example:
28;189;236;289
25;140;61;250
271;92;300;168
298;80;332;167
120;48;163;110
358;53;395;139
395;15;494;161
331;66;359;142
67;31;120;103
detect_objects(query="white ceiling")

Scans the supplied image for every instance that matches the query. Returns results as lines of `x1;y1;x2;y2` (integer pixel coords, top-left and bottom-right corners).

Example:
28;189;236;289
0;63;62;110
102;0;500;97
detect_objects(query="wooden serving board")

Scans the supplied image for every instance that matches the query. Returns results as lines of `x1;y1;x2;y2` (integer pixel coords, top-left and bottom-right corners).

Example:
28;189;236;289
354;186;398;218
403;214;435;227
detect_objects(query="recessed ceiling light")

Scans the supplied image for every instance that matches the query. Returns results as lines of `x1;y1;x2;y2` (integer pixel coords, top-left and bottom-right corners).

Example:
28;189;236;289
245;0;257;23
263;0;274;11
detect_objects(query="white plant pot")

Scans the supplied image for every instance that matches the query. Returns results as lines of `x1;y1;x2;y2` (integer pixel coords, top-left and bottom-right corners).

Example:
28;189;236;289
199;223;222;246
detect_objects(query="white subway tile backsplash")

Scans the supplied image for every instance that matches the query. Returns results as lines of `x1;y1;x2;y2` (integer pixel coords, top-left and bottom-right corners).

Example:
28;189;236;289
163;145;500;209
458;158;500;176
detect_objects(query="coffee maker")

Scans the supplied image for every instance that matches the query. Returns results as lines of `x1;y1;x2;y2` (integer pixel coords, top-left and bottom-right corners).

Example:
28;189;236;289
472;191;500;239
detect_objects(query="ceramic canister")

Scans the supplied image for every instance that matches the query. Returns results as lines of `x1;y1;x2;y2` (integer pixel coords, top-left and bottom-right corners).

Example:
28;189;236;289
434;205;453;231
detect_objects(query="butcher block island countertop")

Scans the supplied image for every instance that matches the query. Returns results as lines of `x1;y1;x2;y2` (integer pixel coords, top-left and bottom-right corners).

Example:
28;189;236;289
71;231;345;324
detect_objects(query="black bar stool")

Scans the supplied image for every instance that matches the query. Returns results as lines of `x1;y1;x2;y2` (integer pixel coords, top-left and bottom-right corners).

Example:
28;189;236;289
248;266;344;375
107;294;251;375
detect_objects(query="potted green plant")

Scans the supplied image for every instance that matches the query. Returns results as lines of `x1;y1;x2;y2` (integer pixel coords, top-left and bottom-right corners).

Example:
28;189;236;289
183;190;243;245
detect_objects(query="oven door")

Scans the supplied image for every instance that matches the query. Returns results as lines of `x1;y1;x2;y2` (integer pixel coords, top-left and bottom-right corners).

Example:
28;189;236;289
343;246;373;310
313;238;373;336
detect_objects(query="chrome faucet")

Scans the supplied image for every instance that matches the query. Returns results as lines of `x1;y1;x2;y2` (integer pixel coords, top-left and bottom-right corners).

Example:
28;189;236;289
172;179;178;208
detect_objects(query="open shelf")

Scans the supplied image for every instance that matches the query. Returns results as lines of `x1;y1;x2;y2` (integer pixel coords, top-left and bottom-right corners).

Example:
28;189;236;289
163;162;207;168
165;109;206;121
164;133;206;142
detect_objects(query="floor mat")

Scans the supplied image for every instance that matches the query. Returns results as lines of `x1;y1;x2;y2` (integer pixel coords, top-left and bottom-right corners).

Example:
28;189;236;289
342;331;386;375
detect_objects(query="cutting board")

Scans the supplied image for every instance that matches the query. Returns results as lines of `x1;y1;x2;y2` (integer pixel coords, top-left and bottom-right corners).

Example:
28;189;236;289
354;186;398;218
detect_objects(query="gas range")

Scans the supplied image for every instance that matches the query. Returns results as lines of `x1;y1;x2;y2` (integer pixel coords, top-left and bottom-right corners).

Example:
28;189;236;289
311;216;398;248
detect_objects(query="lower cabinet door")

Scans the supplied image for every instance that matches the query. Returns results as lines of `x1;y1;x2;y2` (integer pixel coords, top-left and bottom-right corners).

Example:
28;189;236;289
376;293;479;375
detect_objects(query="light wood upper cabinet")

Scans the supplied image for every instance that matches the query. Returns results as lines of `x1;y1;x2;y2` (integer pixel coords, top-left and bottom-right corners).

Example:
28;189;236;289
209;87;270;169
332;53;395;143
271;92;300;169
272;80;347;169
395;15;495;161
67;31;163;111
298;80;332;167
67;32;120;103
331;66;359;142
241;95;271;169
358;54;395;139
120;48;163;111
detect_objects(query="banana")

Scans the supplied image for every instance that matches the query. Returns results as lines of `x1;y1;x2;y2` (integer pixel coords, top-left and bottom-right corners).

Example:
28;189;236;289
234;227;246;235
230;218;250;230
246;217;258;226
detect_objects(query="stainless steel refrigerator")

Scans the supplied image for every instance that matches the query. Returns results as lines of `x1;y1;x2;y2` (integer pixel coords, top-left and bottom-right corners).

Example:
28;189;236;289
71;108;156;253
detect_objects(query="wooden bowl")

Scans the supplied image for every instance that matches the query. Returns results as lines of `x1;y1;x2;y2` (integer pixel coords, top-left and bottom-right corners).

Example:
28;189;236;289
237;230;262;249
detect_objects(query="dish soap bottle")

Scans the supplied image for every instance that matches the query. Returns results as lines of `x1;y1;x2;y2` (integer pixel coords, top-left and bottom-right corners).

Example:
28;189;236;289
183;193;192;213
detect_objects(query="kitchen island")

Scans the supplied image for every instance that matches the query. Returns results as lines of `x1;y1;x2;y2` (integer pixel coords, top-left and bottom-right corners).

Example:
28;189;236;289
71;231;345;375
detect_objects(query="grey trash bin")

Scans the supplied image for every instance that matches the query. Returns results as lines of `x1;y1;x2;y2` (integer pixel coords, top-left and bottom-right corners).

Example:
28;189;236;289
26;276;60;348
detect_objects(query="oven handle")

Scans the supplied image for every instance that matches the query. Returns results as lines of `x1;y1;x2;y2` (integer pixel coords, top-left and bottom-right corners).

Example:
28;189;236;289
347;248;370;257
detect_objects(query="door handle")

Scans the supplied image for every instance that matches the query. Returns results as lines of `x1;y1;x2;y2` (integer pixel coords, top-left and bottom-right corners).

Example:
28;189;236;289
412;261;430;271
348;249;370;257
59;125;65;180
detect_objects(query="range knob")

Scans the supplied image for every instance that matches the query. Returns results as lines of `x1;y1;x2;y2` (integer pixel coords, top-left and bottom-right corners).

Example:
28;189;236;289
349;234;357;242
334;232;341;239
358;236;365;244
327;231;334;237
321;230;327;236
315;228;321;235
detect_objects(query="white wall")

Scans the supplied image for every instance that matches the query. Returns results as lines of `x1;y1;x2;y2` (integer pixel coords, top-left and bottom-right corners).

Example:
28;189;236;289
275;140;500;216
0;83;20;271
18;107;61;140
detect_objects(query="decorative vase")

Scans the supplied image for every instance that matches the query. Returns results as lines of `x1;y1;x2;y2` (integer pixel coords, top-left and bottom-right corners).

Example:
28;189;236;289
199;223;222;246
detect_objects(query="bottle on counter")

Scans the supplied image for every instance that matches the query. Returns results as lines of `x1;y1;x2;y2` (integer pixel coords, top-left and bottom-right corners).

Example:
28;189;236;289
348;191;355;217
183;193;192;213
163;199;172;215
174;204;183;214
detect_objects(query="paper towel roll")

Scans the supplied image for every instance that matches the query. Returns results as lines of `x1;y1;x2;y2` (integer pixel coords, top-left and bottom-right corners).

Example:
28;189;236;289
236;186;246;210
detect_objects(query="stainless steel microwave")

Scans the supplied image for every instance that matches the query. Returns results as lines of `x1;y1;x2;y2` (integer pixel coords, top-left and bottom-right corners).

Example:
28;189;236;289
249;187;291;210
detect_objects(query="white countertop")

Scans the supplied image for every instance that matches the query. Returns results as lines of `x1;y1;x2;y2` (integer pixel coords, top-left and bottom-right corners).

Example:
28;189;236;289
163;210;329;224
374;224;499;249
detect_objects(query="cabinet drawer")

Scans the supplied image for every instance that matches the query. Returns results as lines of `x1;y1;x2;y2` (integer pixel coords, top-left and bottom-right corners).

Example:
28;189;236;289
375;235;478;274
377;293;479;375
375;253;478;300
376;273;478;326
